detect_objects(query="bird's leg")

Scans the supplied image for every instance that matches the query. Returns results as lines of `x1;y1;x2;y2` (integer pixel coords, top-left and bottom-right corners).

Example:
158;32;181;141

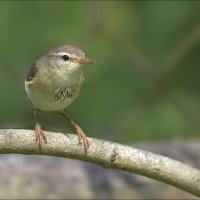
59;111;89;152
34;109;47;147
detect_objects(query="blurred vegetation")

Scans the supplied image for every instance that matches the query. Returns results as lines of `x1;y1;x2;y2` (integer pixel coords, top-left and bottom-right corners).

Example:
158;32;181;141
0;1;200;144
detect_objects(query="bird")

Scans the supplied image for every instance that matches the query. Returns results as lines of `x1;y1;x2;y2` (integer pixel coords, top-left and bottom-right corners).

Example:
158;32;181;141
25;44;95;152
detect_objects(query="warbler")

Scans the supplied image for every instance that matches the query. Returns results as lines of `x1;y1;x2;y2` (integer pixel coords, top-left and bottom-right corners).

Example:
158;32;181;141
25;44;95;152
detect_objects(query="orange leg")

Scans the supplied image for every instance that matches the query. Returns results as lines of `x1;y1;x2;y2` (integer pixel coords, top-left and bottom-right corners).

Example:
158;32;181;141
59;111;89;152
34;109;47;148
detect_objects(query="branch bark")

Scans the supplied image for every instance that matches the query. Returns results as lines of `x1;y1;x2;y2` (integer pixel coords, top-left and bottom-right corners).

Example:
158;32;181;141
0;129;200;197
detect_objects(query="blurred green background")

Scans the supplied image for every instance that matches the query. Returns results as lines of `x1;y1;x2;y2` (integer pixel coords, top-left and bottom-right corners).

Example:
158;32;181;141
0;1;200;144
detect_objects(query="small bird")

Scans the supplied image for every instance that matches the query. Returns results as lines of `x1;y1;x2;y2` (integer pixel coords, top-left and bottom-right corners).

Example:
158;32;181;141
25;45;95;152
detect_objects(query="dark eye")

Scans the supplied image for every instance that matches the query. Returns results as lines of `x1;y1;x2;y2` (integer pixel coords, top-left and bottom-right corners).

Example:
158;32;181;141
61;55;69;61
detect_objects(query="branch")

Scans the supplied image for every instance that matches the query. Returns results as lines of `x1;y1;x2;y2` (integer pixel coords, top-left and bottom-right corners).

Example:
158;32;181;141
0;129;200;197
159;26;200;77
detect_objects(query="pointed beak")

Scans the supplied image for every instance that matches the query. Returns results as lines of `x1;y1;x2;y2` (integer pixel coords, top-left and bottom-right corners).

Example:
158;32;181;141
77;58;95;64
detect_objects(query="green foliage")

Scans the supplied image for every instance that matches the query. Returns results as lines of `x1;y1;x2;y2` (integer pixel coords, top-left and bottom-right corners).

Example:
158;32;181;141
0;1;200;143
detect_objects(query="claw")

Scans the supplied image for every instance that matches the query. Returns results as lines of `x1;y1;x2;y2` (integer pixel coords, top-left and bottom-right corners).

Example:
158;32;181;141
35;123;47;149
76;127;89;153
59;111;90;153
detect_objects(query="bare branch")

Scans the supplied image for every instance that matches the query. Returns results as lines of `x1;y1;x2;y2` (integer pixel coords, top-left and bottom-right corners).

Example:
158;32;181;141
0;129;200;197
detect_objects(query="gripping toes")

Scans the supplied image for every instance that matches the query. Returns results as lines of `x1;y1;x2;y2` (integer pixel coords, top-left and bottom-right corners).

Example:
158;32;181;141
76;127;89;152
35;123;47;146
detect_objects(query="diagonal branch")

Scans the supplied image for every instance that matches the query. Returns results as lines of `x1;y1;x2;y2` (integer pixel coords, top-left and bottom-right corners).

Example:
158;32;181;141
159;26;200;77
0;129;200;197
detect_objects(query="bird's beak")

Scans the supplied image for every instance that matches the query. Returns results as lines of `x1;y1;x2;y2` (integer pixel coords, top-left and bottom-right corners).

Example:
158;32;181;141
77;58;95;64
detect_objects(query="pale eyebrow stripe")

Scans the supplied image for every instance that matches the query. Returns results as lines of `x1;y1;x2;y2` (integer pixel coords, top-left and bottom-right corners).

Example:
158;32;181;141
51;52;77;58
51;52;67;56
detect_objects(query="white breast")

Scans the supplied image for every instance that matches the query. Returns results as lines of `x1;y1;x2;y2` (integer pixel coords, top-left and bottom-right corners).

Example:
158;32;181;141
25;69;84;111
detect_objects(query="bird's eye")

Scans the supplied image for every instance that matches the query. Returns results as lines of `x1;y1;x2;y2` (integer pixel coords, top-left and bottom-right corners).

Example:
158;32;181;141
61;55;69;61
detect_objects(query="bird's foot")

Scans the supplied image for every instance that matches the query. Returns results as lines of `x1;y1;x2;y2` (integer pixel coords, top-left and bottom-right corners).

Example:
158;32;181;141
35;123;47;148
59;111;89;153
75;126;89;153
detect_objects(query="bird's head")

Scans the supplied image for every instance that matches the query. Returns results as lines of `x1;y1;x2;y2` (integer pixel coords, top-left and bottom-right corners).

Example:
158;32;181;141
47;45;95;73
